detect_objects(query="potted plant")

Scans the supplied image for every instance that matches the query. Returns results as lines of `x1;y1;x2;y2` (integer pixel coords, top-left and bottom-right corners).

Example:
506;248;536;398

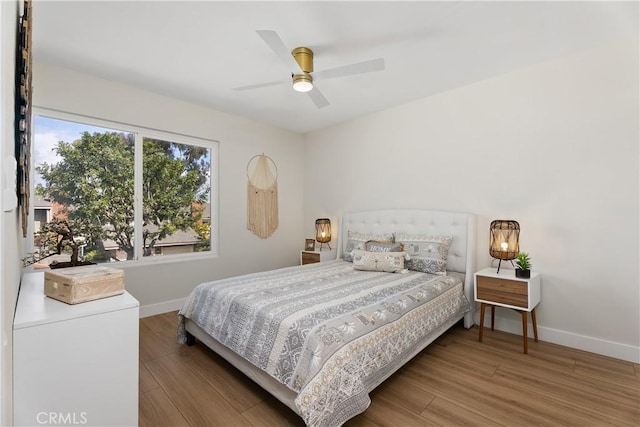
515;252;531;278
23;218;95;269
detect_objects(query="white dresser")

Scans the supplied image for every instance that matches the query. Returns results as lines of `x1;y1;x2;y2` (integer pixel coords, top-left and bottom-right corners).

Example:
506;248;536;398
14;272;139;426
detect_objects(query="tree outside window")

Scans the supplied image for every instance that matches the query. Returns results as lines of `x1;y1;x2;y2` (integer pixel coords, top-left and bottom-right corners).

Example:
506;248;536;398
31;115;213;267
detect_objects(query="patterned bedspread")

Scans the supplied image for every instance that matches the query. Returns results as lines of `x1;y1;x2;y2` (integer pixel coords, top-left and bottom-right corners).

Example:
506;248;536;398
178;260;470;426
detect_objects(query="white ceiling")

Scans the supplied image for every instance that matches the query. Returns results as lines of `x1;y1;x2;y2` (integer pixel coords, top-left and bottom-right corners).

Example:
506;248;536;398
32;1;638;134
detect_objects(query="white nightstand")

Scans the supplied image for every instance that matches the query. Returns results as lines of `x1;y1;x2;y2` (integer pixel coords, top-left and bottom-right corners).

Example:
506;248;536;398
474;267;541;354
300;249;337;265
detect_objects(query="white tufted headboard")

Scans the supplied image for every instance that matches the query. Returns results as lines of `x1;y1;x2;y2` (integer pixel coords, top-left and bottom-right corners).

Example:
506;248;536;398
339;209;477;328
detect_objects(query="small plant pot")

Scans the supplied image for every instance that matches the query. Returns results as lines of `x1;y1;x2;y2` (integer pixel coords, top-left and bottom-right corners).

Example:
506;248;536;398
515;268;530;279
50;260;97;269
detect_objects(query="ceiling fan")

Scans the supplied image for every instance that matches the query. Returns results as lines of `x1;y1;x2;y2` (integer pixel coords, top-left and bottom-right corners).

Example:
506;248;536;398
233;30;385;109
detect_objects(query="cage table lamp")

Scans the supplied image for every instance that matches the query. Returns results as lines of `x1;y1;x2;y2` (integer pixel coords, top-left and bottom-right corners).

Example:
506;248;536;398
489;220;520;273
315;218;332;250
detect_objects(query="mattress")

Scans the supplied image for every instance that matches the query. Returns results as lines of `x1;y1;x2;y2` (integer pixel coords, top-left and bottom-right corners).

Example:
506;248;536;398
178;260;470;426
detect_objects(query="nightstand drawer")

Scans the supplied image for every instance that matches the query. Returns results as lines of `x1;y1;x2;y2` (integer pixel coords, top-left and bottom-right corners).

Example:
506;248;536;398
476;276;528;308
301;252;320;264
300;250;337;265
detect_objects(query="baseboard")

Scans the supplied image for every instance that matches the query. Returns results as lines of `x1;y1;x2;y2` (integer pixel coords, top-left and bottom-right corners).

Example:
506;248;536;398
139;298;185;318
473;310;640;364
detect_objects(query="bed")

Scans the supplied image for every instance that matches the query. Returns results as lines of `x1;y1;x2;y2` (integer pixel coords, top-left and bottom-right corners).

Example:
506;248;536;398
178;209;477;426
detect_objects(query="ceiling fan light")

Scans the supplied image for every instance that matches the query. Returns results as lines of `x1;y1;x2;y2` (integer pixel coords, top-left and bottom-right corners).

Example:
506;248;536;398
292;74;313;93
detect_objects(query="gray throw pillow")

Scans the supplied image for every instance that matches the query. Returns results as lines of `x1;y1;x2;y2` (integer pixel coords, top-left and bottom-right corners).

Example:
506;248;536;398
394;233;453;275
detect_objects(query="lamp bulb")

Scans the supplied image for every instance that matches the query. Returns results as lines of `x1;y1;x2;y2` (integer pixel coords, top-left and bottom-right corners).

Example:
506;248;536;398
293;81;313;93
292;74;313;93
501;242;509;251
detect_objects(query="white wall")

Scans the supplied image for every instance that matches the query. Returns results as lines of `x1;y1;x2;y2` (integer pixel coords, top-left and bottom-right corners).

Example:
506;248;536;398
33;62;305;314
1;1;22;424
304;40;639;362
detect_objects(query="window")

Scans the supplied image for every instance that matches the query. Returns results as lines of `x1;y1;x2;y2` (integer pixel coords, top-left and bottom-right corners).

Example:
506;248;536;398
30;112;216;267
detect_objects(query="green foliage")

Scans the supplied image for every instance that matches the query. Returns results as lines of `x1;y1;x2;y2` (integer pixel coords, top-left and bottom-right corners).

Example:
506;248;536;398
84;249;107;263
515;252;531;270
36;132;210;260
142;139;209;249
23;218;86;266
191;206;211;252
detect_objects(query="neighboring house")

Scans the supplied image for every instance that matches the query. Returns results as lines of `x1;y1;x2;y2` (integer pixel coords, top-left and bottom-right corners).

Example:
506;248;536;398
148;228;203;256
32;195;64;232
100;204;211;260
100;227;204;261
202;202;211;224
32;195;51;232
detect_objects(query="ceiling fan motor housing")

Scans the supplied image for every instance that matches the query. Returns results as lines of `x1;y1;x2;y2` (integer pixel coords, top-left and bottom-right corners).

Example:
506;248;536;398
240;30;384;108
292;47;314;73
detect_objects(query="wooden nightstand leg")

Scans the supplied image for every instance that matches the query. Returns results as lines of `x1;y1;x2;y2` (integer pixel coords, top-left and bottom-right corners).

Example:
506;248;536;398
479;303;486;342
491;306;495;331
521;311;528;354
531;308;539;342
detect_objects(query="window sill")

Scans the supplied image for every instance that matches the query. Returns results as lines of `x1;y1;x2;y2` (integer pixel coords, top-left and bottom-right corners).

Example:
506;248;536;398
23;251;219;273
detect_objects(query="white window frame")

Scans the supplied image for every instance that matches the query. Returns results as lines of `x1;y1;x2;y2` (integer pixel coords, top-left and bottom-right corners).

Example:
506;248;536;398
29;107;219;267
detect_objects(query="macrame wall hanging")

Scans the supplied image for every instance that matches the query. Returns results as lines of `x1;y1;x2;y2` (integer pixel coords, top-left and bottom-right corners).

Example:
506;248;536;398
246;154;278;238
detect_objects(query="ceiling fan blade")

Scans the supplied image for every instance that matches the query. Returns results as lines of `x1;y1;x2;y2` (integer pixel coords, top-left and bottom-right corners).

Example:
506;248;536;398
233;80;286;91
256;30;302;72
307;87;330;109
314;58;385;80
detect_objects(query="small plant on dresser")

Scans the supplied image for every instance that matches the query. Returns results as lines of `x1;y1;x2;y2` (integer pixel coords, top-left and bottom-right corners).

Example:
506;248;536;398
515;252;532;278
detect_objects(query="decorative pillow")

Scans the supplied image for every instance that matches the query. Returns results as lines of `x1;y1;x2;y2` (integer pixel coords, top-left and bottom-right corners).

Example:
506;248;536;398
365;240;404;253
343;231;393;262
394;233;453;275
352;250;407;273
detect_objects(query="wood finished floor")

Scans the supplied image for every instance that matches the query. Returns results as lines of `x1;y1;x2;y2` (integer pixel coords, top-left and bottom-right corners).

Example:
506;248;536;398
139;312;640;426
